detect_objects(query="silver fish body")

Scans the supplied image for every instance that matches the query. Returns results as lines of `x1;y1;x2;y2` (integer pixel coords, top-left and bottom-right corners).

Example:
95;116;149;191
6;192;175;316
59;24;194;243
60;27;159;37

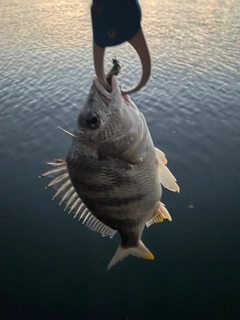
42;76;180;269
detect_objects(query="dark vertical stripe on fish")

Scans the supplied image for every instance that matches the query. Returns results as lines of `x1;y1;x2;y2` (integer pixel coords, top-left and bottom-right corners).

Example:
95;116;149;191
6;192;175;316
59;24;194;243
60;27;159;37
83;193;146;207
71;180;114;193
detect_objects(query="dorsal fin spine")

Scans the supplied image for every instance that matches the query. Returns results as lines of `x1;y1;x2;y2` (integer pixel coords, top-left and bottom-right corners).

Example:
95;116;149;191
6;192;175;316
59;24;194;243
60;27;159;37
42;159;117;239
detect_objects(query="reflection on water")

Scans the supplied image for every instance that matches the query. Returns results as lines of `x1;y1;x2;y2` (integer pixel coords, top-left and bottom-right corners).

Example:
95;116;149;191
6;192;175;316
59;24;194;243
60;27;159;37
1;0;240;319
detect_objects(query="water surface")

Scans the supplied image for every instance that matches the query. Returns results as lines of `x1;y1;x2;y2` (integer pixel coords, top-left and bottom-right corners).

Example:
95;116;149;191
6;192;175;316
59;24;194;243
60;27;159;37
1;0;240;319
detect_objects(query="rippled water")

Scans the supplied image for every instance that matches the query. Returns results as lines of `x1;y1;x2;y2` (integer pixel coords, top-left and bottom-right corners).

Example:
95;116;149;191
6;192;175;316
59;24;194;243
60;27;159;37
1;0;240;319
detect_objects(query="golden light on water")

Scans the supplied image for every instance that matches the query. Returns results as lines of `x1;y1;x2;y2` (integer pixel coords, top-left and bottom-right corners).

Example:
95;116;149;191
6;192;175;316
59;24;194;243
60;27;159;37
0;0;237;51
0;0;238;78
0;0;92;49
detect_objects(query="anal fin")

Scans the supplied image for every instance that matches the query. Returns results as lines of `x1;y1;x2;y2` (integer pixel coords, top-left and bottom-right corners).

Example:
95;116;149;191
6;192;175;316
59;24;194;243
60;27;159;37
146;202;172;228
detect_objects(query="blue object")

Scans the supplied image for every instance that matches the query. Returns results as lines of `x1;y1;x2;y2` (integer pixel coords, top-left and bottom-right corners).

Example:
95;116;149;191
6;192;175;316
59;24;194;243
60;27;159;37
91;0;141;48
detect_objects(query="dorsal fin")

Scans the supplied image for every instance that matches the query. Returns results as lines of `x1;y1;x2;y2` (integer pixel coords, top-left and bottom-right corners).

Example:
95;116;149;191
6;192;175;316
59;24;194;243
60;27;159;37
41;159;117;239
155;147;180;193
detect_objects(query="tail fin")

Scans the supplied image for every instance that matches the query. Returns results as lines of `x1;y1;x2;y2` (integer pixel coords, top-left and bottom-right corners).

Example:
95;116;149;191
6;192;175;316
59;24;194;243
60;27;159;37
107;241;154;270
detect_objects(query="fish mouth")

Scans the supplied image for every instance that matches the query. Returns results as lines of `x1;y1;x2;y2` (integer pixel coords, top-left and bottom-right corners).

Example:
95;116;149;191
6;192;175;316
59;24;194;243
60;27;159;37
93;76;122;106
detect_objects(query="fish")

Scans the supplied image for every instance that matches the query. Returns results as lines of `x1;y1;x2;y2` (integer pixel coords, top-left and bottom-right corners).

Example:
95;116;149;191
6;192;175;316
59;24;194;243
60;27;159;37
106;58;121;85
41;75;180;270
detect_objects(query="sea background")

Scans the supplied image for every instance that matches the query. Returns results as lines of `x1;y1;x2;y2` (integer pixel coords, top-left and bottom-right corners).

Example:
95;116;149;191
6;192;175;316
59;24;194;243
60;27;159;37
1;0;240;319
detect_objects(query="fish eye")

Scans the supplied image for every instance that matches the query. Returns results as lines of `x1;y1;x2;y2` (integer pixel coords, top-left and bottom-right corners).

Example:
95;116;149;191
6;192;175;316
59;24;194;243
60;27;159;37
86;112;100;129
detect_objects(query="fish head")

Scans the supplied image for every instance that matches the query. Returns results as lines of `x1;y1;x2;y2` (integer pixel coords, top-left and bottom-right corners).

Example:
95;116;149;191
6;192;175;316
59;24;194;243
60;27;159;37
75;76;124;142
74;75;143;160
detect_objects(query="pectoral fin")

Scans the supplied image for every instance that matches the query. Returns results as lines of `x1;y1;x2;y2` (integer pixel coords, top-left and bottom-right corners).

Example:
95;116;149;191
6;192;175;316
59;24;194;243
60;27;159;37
146;202;172;228
155;147;180;193
155;148;168;164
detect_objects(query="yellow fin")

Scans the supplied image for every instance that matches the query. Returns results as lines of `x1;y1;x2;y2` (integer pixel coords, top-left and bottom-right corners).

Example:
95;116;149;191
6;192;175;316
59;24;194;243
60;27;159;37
146;202;172;228
107;240;154;270
155;147;180;193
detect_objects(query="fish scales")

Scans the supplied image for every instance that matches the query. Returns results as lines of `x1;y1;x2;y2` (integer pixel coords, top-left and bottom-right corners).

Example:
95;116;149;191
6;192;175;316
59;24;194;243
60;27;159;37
42;75;180;269
67;141;159;225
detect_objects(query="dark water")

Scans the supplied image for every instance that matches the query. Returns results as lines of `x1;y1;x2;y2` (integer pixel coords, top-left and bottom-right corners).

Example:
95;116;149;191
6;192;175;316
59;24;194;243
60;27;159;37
1;0;240;319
